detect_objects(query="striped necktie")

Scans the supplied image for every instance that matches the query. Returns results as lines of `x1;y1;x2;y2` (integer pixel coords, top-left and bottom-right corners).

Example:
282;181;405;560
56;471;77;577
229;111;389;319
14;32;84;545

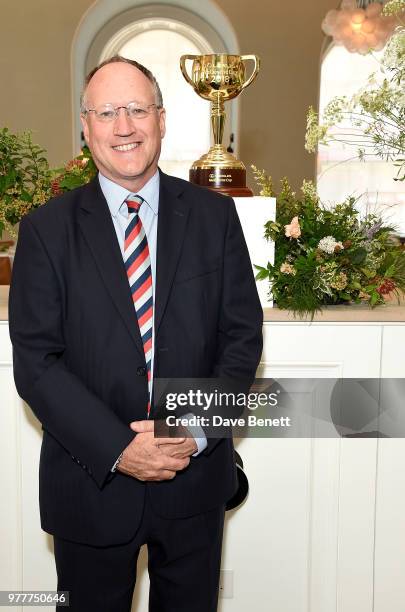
124;196;153;416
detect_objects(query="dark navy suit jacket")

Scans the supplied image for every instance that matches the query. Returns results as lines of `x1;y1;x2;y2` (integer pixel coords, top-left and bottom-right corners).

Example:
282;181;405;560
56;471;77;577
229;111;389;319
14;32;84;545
8;170;263;546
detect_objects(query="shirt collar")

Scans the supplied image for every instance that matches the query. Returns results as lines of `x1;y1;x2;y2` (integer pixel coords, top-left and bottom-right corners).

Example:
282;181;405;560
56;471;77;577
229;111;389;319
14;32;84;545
98;170;160;219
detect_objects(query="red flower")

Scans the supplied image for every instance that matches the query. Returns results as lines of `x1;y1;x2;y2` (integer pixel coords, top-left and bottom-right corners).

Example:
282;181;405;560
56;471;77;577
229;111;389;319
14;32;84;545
377;279;396;296
51;179;62;196
65;159;84;171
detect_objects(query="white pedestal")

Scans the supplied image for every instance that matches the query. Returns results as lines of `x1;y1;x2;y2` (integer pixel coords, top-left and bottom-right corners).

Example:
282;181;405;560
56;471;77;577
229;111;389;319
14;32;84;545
234;196;276;307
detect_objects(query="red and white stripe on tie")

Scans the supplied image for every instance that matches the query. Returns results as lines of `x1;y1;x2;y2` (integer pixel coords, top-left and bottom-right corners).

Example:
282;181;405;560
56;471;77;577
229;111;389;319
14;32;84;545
124;196;153;416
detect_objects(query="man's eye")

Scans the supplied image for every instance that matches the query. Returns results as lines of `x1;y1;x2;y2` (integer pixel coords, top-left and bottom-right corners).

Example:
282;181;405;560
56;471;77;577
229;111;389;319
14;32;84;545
99;110;115;120
130;107;147;117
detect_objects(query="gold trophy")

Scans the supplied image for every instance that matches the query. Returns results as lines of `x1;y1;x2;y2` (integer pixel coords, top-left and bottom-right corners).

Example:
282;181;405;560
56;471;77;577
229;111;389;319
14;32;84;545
180;54;260;197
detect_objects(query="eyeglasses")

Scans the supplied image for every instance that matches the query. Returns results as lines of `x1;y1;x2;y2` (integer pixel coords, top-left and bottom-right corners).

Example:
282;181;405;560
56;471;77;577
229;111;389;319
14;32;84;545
83;102;162;122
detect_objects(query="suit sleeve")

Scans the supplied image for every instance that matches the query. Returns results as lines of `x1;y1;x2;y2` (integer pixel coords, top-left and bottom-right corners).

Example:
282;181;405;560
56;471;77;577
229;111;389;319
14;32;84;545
203;197;263;455
8;215;135;489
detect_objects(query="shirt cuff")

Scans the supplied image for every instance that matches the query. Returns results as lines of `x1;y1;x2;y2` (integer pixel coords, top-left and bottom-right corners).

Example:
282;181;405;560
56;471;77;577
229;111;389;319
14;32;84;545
181;412;208;456
111;451;124;472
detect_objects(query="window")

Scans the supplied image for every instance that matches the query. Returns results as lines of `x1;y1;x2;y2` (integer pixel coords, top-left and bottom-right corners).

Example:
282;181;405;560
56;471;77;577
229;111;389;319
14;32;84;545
73;1;240;181
102;22;213;180
317;44;405;235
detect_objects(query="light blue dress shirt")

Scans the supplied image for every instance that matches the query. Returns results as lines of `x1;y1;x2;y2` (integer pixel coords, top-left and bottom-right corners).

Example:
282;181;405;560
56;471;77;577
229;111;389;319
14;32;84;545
98;171;207;458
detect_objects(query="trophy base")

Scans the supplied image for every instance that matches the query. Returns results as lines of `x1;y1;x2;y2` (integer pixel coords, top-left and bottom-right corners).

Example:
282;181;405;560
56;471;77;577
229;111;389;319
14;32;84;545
189;145;253;197
190;167;253;198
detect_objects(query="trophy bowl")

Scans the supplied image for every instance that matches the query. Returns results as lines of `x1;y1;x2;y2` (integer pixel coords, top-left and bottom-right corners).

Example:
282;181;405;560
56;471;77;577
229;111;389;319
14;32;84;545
180;54;260;197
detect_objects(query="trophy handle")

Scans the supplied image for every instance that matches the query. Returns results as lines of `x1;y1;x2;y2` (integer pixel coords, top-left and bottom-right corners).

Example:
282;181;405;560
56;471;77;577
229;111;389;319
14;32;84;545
180;55;199;88
240;55;260;90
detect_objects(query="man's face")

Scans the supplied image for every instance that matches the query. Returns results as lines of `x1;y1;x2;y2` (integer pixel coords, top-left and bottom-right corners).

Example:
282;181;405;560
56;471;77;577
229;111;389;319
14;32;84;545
80;62;166;191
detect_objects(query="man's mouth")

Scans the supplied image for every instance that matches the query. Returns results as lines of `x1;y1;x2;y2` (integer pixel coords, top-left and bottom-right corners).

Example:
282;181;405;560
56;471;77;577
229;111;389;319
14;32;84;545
112;143;141;152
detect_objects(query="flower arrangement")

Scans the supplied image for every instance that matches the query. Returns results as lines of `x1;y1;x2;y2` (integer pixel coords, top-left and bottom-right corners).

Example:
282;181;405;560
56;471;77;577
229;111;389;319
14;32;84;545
0;127;97;238
0;128;52;238
252;165;405;319
305;0;405;181
50;147;97;197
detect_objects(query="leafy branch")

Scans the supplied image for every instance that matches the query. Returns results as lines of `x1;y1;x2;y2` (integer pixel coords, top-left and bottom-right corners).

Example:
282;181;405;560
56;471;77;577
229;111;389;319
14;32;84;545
305;21;405;182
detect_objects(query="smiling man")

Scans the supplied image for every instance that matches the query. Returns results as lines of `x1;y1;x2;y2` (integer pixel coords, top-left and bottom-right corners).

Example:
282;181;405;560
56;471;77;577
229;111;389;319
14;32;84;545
81;60;166;191
9;56;263;612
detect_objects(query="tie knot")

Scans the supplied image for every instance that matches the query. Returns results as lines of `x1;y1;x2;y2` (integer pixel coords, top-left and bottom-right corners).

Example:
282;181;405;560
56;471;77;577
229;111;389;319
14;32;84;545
126;196;144;214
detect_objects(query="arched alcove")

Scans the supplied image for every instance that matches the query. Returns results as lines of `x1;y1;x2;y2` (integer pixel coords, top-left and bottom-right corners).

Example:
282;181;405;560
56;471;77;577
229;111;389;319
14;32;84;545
71;0;241;176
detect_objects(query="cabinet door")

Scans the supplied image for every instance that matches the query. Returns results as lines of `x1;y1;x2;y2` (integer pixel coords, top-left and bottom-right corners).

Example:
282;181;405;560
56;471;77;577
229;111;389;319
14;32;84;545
0;322;57;608
261;323;382;378
0;322;23;603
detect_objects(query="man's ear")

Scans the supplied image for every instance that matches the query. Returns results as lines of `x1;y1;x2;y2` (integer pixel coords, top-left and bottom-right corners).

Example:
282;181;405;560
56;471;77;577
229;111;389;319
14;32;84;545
80;114;90;145
159;108;166;139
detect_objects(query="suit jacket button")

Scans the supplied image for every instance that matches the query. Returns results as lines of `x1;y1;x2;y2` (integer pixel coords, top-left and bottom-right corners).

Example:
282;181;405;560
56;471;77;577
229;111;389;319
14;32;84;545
137;366;146;376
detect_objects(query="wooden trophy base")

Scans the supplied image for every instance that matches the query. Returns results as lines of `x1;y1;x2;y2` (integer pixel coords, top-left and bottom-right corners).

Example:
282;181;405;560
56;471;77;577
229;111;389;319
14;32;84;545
190;167;253;198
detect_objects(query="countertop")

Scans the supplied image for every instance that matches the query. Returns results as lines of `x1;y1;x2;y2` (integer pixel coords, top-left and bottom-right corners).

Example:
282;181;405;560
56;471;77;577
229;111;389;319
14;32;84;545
2;285;405;323
1;285;10;321
262;301;405;322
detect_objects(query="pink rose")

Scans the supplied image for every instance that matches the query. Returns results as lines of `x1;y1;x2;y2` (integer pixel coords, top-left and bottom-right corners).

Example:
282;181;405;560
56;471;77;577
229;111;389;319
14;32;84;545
284;216;301;238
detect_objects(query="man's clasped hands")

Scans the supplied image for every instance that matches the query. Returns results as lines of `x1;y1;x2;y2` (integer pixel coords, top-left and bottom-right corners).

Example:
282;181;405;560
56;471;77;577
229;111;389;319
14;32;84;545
117;420;198;482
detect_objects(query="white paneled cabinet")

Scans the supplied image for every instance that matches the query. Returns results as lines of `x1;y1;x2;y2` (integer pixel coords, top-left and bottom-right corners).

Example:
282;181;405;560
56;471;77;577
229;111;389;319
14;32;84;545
1;318;405;612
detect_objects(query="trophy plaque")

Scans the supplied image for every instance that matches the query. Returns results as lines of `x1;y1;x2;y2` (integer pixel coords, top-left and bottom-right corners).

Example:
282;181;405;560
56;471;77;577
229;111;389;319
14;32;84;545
180;54;260;197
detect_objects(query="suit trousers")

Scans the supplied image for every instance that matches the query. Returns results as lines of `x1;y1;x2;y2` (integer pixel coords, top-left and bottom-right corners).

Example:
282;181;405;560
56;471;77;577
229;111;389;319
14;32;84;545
53;487;226;612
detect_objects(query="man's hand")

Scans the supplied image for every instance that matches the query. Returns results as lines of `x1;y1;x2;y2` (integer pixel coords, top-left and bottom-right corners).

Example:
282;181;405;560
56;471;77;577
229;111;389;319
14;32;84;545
117;421;190;481
131;420;198;459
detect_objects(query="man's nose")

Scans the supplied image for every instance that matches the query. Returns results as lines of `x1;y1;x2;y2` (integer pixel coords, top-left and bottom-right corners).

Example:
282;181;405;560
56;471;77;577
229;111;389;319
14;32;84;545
113;108;136;135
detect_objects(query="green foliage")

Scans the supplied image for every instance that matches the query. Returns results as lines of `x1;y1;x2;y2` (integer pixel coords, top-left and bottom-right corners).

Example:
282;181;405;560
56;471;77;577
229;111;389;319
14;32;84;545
0;128;49;193
251;165;275;197
52;146;97;194
253;171;405;317
0;129;97;238
0;128;52;234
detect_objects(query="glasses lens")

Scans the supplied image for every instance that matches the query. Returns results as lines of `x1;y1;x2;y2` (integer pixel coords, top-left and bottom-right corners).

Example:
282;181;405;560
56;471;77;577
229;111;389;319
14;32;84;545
95;105;116;121
127;103;149;119
91;103;156;121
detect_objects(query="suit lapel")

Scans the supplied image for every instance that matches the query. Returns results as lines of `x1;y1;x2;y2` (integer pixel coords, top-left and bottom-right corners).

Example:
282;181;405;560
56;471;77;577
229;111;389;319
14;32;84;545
154;171;190;334
76;173;189;355
77;179;145;360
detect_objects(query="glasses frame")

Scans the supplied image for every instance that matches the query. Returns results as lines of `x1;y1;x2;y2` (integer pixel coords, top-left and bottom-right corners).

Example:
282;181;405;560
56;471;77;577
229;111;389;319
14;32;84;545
82;102;163;122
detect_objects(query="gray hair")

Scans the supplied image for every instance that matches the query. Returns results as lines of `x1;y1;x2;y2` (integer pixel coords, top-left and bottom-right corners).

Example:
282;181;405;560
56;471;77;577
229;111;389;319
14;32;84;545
80;54;163;112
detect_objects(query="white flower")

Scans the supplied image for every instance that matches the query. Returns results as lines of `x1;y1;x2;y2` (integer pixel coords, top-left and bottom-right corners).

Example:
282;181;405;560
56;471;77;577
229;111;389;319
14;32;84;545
318;236;344;254
284;216;301;239
280;262;297;275
382;28;405;76
382;0;405;17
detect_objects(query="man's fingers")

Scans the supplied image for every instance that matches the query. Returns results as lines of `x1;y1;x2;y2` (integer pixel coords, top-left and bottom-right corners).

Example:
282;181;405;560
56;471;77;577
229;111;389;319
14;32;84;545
156;470;176;481
156;436;186;445
130;420;154;433
130;421;185;444
156;454;190;472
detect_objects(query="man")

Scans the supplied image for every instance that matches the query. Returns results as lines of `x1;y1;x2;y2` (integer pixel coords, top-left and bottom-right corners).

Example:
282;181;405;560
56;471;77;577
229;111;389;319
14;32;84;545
8;56;263;611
